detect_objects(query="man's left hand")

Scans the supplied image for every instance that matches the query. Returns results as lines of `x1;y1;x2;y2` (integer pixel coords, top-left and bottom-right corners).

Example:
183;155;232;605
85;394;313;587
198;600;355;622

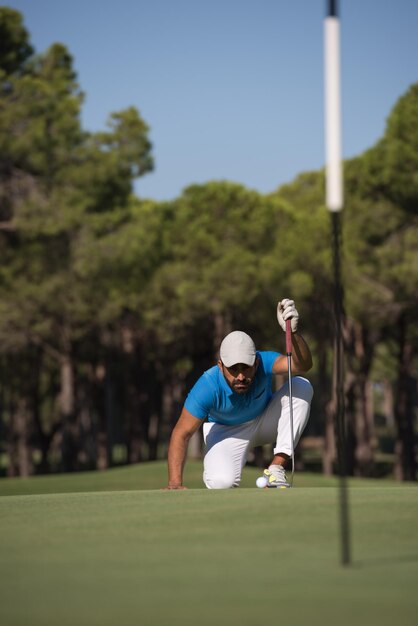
277;299;299;333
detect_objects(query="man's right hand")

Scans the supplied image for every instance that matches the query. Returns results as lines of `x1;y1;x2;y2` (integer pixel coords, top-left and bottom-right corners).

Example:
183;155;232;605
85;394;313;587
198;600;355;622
166;407;203;491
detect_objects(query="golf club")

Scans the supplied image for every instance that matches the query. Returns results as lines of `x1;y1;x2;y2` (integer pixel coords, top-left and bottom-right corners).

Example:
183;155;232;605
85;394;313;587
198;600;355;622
286;318;295;487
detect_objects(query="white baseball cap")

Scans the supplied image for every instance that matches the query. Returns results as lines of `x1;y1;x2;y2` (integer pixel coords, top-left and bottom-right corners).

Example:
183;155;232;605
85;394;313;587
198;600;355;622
219;331;256;367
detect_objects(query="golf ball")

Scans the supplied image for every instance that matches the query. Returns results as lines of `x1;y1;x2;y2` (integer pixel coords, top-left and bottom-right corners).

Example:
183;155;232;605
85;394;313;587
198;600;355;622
256;476;268;489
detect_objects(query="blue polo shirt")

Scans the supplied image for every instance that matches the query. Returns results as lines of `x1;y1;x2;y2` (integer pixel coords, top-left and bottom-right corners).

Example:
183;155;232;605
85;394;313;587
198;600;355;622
184;351;280;426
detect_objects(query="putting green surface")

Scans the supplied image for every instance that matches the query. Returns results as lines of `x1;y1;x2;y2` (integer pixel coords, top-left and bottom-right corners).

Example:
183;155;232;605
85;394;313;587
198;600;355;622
0;464;417;626
0;460;390;496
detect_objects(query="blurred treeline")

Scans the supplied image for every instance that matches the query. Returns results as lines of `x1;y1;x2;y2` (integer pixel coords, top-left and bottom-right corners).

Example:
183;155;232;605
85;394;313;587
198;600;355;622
0;9;417;480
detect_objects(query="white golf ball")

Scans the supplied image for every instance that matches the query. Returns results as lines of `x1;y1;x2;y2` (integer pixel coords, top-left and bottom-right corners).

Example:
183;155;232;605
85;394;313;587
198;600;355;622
256;476;268;489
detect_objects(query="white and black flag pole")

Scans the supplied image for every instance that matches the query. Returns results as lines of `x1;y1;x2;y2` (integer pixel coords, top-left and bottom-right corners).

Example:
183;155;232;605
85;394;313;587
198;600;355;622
324;0;351;566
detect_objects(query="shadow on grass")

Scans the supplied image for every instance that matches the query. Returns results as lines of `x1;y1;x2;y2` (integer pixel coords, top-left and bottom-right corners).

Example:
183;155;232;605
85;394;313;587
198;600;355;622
352;553;418;569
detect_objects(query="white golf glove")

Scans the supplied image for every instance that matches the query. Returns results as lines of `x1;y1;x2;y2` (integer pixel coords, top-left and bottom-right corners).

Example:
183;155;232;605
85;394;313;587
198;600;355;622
277;299;299;333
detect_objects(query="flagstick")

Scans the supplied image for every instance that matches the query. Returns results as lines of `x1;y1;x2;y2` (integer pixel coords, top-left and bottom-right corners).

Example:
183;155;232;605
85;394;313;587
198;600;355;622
324;0;351;566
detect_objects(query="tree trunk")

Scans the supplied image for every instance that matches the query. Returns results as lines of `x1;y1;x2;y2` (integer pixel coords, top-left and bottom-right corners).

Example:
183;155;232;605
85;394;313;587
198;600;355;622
213;311;232;357
120;321;144;465
382;379;395;428
30;352;56;474
74;372;97;471
92;355;112;472
7;397;34;477
59;354;78;472
349;374;375;477
344;320;375;477
318;343;334;475
147;411;160;461
393;314;416;481
142;361;162;461
162;376;187;458
323;398;336;476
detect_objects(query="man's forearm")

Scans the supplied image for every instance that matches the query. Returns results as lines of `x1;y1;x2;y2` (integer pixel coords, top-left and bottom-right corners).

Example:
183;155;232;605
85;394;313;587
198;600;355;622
167;429;190;487
291;332;313;372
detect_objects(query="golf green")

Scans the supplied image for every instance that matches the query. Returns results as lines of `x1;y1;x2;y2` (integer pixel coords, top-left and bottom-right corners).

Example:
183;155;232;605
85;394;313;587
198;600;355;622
0;475;417;626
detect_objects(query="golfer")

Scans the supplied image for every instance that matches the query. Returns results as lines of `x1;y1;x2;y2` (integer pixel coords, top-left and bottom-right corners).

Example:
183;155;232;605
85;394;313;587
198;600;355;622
166;299;313;489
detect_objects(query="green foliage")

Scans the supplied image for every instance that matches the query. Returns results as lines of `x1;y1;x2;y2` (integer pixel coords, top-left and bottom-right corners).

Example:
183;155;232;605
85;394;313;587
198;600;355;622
0;45;82;178
344;125;418;328
381;83;418;212
141;181;285;348
261;171;335;359
0;9;155;353
73;197;166;323
0;7;33;76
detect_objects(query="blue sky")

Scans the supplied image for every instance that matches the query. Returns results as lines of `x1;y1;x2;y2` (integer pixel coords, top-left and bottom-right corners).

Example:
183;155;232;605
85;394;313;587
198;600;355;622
7;0;418;201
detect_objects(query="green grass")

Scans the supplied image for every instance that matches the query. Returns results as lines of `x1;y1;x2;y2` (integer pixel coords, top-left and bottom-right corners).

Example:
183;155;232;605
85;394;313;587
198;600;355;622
0;460;394;497
0;462;417;626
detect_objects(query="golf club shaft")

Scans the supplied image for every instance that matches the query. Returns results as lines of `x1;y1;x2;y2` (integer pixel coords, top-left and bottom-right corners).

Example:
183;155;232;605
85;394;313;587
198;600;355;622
286;319;295;486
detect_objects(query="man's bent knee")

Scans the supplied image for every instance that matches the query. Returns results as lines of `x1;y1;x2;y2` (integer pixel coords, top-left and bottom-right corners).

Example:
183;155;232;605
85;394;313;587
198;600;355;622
204;474;238;489
293;376;314;402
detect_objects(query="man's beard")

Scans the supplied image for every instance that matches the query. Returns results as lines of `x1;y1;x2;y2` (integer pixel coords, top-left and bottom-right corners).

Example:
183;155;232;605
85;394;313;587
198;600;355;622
231;378;252;393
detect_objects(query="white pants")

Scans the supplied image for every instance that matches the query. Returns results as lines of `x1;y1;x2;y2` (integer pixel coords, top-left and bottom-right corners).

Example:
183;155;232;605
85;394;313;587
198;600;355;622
202;376;313;489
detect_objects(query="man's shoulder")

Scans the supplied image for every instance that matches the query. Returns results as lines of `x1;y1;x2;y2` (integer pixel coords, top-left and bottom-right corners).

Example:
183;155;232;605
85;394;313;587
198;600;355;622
257;350;281;373
257;350;280;358
203;364;220;377
200;365;222;390
190;365;220;394
184;365;221;419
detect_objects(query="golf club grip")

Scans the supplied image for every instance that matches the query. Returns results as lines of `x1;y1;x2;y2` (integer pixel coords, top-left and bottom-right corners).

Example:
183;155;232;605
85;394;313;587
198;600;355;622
286;319;292;355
